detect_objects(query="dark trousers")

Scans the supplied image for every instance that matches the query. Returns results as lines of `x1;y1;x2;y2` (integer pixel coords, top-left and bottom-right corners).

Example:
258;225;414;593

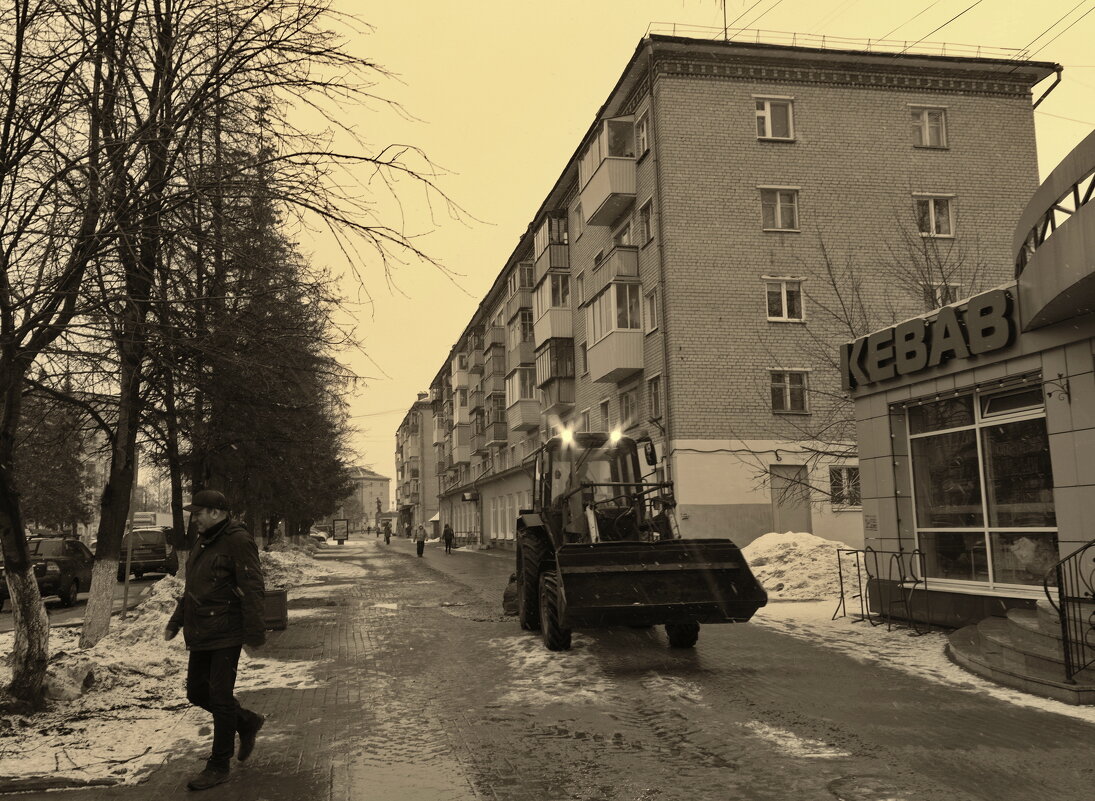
186;645;260;772
416;540;425;556
444;540;452;553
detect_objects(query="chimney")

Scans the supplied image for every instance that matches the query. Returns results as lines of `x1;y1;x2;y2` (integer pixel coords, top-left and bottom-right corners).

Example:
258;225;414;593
417;392;428;401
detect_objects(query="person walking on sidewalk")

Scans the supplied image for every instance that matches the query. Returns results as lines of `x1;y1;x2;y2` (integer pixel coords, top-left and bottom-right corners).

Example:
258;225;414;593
383;520;391;544
442;523;455;554
165;489;267;792
414;524;426;557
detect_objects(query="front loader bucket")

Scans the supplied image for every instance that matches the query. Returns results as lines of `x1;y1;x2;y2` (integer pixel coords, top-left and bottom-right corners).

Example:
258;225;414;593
554;539;768;628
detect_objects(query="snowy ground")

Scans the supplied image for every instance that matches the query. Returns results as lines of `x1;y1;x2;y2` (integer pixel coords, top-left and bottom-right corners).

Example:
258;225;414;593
0;543;367;787
2;532;1094;788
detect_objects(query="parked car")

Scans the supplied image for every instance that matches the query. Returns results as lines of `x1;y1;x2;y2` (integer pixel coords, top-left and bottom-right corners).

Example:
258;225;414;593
308;529;329;546
117;527;178;581
0;536;94;611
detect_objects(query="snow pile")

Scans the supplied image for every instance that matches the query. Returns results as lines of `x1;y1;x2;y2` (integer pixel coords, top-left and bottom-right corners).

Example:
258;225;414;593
743;531;844;600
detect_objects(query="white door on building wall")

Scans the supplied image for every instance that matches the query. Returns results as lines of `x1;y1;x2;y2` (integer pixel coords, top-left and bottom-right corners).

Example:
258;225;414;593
770;464;812;534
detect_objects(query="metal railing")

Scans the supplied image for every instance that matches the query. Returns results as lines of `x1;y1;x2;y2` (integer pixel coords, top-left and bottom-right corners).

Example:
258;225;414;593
1043;541;1095;683
645;23;1030;60
833;547;931;634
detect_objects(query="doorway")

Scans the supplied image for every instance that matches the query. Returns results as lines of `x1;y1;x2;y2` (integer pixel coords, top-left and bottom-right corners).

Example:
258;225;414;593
770;464;813;533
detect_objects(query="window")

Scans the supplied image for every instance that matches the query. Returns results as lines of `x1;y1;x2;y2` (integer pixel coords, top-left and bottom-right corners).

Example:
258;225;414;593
770;370;809;413
619;389;637;428
760;188;799;231
573;203;584;239
829;466;861;507
648;375;662;419
924;282;960;308
551;273;570;307
519;308;534;342
506;367;537;404
535;339;574;385
579;342;588;375
590;283;642;343
613;221;632;247
911;106;947;148
580;409;591;432
457;388;467;407
755;97;794;140
645;289;659;333
639;200;653;243
600;399;611;429
766;279;803;321
636;112;649;155
534;217;568;258
907;385;1056;588
915;195;954;237
577;273;585;305
457;354;468;370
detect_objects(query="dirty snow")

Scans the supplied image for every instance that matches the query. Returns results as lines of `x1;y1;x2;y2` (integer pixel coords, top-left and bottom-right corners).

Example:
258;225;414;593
741;720;850;759
742;530;844;600
0;543;357;786
490;634;617;706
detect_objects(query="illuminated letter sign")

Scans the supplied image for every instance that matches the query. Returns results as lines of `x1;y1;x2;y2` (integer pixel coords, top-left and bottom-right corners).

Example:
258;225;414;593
841;288;1015;390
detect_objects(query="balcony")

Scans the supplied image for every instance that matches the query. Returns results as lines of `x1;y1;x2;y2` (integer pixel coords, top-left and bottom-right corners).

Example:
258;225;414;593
452;423;471;463
533;308;572;346
469;389;484;412
484;348;506;378
505;288;532;322
534;243;570;285
472;431;486;455
485;420;508;445
432;421;448;445
481;372;505;395
581;157;636;227
485;325;505;348
586;245;638;302
468;348;484;373
587;330;644;383
507;339;534;368
541;378;575;415
451;364;468;389
508;399;540;432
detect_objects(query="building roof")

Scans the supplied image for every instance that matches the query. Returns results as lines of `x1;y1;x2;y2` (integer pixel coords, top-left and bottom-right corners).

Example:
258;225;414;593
349;466;389;481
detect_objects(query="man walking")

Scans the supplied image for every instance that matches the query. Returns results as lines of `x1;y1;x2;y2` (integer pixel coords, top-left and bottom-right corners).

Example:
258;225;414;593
414;523;426;557
442;523;455;554
165;489;267;791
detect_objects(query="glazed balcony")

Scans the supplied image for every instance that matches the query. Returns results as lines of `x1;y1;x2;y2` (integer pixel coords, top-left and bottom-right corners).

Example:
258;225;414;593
508;399;540;432
540;378;575;415
587;330;643;383
452;423;471;464
468;348;484;374
534;243;570;285
469;389;484;412
586;245;638;302
481;372;505;395
484;347;507;378
581;158;636;227
505;288;532;322
533;308;572;347
507;339;534;369
484;420;508;445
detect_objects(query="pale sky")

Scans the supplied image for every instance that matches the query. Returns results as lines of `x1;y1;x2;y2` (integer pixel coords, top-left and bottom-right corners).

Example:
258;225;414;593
313;0;1095;493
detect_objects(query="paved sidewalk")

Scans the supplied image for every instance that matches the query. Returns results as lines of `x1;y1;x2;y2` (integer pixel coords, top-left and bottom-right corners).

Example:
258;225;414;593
5;538;514;800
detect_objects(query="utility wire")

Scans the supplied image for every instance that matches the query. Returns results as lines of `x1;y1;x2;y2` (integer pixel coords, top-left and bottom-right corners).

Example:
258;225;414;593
742;0;788;31
898;0;984;54
1027;2;1095;59
724;0;769;35
1015;0;1090;56
878;0;944;41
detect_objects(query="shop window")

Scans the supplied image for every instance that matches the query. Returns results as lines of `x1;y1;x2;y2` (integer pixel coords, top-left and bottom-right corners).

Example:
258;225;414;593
908;384;1056;588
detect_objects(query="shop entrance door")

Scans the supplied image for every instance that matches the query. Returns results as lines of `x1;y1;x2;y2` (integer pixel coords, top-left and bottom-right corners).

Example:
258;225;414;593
770;464;812;534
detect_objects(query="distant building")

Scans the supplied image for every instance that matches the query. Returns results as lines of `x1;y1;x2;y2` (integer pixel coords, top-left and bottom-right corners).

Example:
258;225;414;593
394;393;438;534
413;32;1058;550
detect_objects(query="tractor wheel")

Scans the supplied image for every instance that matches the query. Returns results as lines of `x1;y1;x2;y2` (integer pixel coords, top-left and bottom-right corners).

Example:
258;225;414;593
60;579;80;608
665;622;700;648
539;570;571;651
517;532;548;631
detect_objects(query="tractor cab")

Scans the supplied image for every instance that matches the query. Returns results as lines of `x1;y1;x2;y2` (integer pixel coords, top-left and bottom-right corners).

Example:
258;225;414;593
533;432;675;547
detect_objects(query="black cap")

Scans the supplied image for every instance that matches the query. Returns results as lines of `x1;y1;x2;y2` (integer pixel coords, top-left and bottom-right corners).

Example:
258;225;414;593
183;489;229;512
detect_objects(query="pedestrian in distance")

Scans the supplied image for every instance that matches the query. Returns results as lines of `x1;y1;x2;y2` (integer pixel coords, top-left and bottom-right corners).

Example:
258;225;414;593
164;489;267;792
442;523;455;555
383;521;391;545
414;524;426;557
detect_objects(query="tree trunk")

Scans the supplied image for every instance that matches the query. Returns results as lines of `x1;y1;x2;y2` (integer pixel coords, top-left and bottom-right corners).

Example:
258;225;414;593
3;567;48;707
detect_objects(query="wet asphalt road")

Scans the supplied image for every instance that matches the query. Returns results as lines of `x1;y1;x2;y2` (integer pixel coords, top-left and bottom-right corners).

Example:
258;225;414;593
11;539;1093;801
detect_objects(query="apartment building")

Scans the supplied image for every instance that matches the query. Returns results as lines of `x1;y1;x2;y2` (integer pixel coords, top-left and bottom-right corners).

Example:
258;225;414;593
394;393;438;535
421;33;1058;549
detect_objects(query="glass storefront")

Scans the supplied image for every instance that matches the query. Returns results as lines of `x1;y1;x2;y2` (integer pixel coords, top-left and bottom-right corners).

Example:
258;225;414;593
907;385;1057;588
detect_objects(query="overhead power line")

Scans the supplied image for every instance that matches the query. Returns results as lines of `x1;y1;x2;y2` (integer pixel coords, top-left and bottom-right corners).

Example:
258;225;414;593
1027;2;1095;60
878;0;944;41
898;0;984;54
1016;0;1090;56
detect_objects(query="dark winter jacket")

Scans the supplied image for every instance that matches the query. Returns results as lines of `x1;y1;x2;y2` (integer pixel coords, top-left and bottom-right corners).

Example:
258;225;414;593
168;518;266;650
